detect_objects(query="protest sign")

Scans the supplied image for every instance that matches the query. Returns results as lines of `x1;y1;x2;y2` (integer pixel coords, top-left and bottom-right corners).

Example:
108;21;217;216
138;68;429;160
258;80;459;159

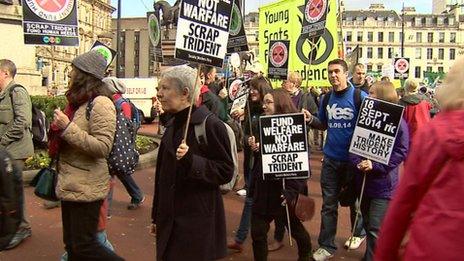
394;57;410;79
349;97;404;165
259;0;338;86
301;0;328;38
90;41;116;68
260;113;310;180
230;88;249;115
22;0;79;46
148;12;164;63
227;0;249;53
268;40;290;80
175;0;233;67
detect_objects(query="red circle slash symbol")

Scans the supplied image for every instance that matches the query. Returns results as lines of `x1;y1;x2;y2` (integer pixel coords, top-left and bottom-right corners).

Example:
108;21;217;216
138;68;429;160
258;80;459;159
36;0;67;13
395;58;409;74
272;46;285;64
309;0;324;18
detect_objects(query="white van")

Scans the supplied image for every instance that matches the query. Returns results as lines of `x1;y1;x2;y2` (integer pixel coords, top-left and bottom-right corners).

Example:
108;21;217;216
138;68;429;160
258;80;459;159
118;78;158;123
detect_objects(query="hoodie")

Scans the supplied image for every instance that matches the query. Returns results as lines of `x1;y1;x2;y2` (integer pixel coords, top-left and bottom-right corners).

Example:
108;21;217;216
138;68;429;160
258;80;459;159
398;93;431;140
375;110;464;261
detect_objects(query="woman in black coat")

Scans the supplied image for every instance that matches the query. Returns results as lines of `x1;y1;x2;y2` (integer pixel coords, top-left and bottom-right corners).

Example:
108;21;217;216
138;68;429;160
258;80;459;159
248;89;312;261
151;65;234;261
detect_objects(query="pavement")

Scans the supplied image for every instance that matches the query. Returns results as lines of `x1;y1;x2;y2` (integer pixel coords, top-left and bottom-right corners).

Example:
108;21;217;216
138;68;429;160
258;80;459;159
0;122;364;261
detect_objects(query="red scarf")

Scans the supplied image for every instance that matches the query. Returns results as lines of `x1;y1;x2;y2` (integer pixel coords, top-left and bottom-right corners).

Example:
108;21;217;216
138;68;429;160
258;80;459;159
195;85;210;107
48;102;78;159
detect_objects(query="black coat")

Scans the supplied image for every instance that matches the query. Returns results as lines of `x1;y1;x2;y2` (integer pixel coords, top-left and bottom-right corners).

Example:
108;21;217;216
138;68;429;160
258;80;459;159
249;153;308;216
152;106;234;261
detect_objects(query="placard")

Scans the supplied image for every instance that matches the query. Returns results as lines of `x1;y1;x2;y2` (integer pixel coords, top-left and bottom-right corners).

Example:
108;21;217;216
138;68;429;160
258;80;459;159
301;0;328;38
260;113;310;180
22;0;79;46
394;57;410;79
268;40;290;80
349;97;404;164
175;0;233;67
227;0;249;53
148;11;164;62
90;41;116;68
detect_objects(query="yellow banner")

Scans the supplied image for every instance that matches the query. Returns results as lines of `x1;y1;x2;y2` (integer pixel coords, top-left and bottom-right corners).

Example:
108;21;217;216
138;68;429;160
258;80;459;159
259;0;338;87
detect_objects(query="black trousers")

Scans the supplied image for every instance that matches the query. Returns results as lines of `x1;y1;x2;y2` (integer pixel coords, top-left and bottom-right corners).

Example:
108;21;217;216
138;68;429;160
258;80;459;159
251;210;312;261
61;200;124;261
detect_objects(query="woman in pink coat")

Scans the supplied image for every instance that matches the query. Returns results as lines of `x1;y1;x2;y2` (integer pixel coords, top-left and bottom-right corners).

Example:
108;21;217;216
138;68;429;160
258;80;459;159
375;57;464;260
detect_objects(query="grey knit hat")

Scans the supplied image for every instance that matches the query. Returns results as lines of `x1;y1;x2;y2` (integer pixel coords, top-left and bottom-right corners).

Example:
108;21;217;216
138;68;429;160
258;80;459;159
103;77;126;94
71;50;107;80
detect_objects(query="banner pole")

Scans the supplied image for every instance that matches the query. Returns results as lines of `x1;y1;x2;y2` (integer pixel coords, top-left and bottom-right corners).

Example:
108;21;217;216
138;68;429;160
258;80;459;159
283;179;293;247
182;64;202;143
304;37;316;90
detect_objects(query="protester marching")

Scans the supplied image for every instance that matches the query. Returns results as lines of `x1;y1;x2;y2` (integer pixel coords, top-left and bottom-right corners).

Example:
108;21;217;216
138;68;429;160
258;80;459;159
1;0;464;260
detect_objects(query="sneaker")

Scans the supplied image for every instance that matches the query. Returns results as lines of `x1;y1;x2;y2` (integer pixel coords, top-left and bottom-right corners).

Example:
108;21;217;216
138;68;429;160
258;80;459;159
312;248;333;261
236;189;247;197
344;236;366;250
43;200;61;209
227;241;243;252
127;196;145;210
5;228;32;250
268;240;284;252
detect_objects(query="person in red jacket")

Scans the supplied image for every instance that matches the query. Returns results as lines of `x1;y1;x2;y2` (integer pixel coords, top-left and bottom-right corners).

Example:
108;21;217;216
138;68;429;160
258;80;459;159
375;57;464;261
398;79;432;140
103;77;145;212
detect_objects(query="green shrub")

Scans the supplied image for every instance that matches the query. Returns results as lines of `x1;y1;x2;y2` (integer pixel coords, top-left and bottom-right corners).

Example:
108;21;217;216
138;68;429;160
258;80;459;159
31;95;67;122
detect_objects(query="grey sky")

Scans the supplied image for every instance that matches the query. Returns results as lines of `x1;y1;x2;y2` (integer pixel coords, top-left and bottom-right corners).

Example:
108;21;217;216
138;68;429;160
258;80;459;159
112;0;433;18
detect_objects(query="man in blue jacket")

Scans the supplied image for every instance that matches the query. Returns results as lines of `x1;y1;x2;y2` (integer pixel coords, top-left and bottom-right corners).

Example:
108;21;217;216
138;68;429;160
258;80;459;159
305;59;368;261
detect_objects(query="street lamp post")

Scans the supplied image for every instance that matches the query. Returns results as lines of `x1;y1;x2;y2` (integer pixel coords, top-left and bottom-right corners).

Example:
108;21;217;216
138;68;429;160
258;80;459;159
116;0;122;77
401;2;405;57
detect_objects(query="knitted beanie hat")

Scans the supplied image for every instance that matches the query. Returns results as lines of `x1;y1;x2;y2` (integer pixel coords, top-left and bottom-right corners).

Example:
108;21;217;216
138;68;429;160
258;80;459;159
71;50;107;80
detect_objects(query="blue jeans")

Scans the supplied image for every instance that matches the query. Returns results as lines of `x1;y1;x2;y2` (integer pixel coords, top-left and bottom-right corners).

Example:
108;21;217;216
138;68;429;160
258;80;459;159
107;174;144;214
361;198;389;261
235;196;253;243
317;157;365;254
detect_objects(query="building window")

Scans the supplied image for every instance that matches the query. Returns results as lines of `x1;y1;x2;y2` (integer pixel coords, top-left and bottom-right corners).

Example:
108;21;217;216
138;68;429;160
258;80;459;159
377;47;383;59
415;66;421;78
377;65;382;72
438;66;444;73
388;47;394;58
134;31;140;77
388;32;394;42
449;17;455;25
427;66;432;72
346;31;352;42
427;48;433;60
359;47;363;58
439;32;445;43
378;32;384;42
416;32;422;43
357;31;363;42
367;64;372;71
415;48;422;59
438;48;444;60
367;47;373;58
450;49;456;60
368;32;373;42
438;17;444;26
427;32;433;43
450;32;456;43
415;17;422;26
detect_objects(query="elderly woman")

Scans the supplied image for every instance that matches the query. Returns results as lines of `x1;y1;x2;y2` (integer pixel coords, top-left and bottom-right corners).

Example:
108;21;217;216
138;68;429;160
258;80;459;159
282;71;318;114
49;51;123;260
375;56;464;260
151;65;234;261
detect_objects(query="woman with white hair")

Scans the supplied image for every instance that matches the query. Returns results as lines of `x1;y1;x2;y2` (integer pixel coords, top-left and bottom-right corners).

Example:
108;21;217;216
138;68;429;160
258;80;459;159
150;65;234;260
398;78;432;139
375;56;464;260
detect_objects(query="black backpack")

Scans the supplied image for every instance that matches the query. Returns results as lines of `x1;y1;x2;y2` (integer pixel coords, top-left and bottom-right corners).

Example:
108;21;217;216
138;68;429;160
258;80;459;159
9;85;49;149
0;149;22;250
86;97;139;176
